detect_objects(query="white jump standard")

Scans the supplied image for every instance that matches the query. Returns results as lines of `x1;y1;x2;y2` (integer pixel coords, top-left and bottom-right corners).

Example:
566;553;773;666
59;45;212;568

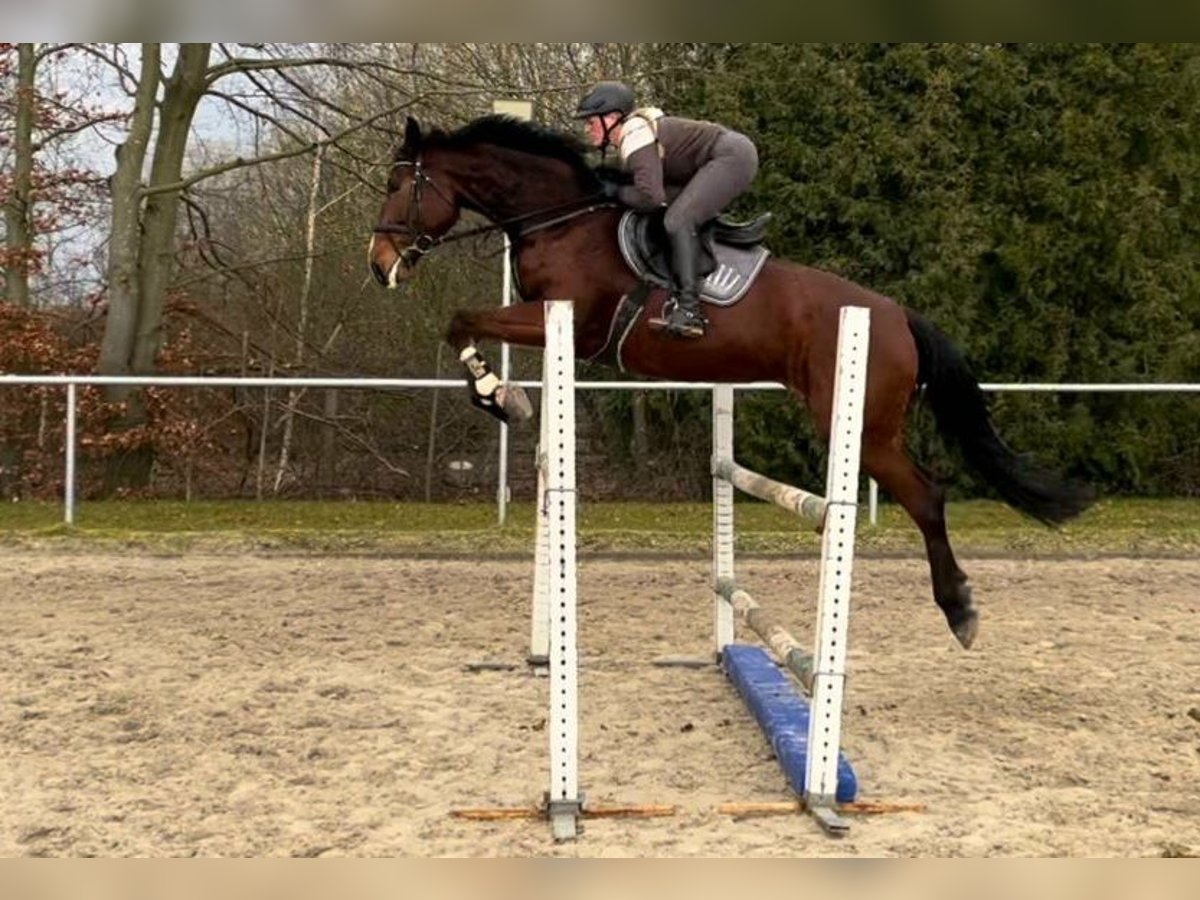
528;300;582;841
525;301;676;838
713;305;870;836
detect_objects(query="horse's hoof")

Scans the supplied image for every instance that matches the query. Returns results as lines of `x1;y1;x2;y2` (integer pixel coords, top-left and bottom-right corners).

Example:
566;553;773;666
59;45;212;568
952;609;979;650
497;383;532;422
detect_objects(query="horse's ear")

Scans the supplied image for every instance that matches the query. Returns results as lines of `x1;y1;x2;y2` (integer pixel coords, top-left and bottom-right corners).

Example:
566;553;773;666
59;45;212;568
403;116;423;157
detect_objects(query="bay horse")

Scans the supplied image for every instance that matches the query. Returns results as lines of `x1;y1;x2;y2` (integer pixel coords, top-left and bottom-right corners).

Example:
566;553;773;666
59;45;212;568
368;115;1094;650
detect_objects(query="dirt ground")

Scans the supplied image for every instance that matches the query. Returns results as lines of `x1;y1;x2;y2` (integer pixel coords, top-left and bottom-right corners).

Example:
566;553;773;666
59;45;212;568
0;549;1196;857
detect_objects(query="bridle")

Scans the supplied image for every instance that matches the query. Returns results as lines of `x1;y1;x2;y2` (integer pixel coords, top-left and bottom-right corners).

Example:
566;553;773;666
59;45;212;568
371;160;455;268
372;157;615;268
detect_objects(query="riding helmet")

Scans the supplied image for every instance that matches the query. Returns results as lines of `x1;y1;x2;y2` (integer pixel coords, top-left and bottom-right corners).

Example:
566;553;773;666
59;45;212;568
574;81;636;119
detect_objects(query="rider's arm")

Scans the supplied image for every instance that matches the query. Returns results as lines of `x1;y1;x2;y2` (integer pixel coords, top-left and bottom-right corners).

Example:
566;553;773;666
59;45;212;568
617;116;667;210
618;145;666;210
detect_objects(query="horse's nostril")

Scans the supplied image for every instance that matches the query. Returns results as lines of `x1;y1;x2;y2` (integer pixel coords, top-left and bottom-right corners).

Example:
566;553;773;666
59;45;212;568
370;262;387;286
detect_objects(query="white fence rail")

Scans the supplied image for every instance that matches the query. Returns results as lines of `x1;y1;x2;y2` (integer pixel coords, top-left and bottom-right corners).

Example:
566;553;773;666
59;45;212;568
1;374;1198;526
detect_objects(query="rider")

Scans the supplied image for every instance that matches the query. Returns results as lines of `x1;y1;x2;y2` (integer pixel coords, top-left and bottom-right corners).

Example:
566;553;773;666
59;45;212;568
574;81;759;339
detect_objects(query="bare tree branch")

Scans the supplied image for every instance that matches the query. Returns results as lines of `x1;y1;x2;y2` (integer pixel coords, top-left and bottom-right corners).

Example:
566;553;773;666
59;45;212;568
206;54;456;90
35;42;80;63
205;87;311;145
275;401;409;478
34;111;126;150
275;66;365;131
72;42;140;92
171;247;348;292
180;193;237;274
240;66;332;138
138;88;483;199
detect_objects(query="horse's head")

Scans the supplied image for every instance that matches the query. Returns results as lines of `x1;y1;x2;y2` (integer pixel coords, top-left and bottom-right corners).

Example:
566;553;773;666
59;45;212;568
369;114;608;290
369;117;461;289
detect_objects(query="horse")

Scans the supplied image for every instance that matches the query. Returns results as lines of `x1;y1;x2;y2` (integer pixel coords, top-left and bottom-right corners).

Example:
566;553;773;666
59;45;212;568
367;114;1095;650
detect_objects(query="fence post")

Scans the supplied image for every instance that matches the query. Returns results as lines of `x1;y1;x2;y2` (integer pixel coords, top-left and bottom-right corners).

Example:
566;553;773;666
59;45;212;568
64;382;77;526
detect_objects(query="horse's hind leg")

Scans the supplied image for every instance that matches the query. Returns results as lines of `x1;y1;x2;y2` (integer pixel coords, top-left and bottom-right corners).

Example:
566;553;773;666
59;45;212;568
862;439;979;649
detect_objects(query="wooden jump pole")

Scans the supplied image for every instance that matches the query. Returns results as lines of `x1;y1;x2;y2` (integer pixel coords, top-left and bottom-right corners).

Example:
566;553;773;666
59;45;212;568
716;581;815;692
711;458;826;524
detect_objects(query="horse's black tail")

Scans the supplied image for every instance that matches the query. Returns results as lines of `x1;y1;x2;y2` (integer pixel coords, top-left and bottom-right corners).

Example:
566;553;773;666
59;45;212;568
905;309;1095;525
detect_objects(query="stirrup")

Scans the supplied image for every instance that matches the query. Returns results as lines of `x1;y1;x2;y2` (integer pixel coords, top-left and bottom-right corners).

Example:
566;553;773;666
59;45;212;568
649;298;706;339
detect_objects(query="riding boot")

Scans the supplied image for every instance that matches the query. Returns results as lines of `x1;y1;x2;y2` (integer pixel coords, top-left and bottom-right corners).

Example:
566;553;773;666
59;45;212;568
653;228;706;339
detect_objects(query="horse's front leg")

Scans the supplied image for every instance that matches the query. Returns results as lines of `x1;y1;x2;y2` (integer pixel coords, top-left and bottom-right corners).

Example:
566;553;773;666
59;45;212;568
447;303;548;424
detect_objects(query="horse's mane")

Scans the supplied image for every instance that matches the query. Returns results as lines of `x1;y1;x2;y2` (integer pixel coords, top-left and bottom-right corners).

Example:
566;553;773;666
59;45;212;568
426;115;600;185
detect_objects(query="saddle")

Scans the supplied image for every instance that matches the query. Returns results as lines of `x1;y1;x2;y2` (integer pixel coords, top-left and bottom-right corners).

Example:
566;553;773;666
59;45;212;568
617;209;772;305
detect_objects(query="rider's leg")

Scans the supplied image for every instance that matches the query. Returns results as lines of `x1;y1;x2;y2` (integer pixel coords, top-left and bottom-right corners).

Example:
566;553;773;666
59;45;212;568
656;133;759;339
661;223;706;337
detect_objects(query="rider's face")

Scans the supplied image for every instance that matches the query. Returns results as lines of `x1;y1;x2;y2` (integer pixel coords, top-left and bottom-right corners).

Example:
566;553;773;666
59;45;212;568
584;114;619;149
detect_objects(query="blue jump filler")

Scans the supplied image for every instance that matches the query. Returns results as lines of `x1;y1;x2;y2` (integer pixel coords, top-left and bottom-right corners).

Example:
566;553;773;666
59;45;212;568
722;644;858;804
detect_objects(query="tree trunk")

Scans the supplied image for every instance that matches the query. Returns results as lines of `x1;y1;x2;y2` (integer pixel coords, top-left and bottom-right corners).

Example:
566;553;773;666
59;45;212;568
3;44;36;307
0;45;35;477
97;43;161;388
320;389;338;495
274;146;324;494
98;44;210;492
631;391;649;471
94;44;162;493
424;344;444;502
131;43;211;375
